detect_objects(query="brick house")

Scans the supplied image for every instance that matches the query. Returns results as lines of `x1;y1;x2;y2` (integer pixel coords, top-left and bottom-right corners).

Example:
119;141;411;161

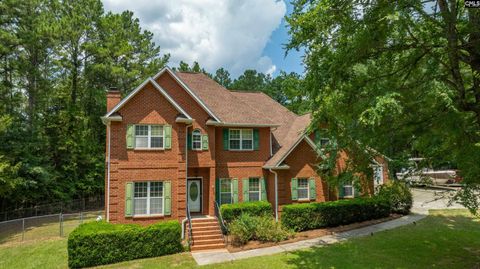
102;67;388;250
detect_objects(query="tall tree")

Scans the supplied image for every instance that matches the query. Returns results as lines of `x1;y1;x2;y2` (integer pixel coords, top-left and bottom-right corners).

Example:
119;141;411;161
213;67;232;88
231;69;269;91
287;0;480;213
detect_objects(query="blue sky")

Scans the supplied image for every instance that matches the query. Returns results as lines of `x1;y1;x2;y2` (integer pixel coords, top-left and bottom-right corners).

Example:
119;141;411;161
262;2;304;76
103;0;303;78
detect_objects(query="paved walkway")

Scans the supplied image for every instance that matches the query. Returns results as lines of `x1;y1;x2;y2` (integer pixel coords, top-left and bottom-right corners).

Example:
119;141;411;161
191;214;426;265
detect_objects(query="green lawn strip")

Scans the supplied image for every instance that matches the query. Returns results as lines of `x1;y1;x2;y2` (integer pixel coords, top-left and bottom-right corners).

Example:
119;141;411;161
0;209;478;269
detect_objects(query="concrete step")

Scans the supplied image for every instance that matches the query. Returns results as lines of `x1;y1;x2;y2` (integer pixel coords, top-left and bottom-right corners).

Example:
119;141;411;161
191;229;223;237
190;225;221;232
193;238;224;245
191;218;217;223
193;234;223;241
191;221;219;228
191;243;225;251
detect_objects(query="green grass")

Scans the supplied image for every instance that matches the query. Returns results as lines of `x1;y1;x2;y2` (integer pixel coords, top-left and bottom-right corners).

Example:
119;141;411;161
0;209;478;269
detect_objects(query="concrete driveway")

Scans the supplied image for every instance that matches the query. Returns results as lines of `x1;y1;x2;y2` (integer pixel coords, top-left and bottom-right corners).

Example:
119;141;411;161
411;187;465;214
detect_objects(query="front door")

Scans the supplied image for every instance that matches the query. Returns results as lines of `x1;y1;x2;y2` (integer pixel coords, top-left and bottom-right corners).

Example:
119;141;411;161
187;179;201;213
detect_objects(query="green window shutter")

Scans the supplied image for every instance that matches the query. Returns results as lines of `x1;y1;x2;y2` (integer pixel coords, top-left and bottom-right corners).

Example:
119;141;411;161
164;125;172;149
314;129;321;143
354;183;361;198
232;178;239;203
242;178;249;202
202;134;209;150
253;129;260;150
338;184;345;199
125;182;133;217
291;178;298;201
309;177;316;200
187;131;192;150
126;124;135;149
164;181;171;215
223;129;229;150
260;177;267;201
215;179;220;204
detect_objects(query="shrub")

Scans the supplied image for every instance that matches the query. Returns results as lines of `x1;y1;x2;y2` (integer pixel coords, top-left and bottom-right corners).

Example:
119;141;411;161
255;216;293;243
68;220;183;268
220;201;272;223
229;214;293;246
377;181;413;214
281;197;391;232
229;213;258;246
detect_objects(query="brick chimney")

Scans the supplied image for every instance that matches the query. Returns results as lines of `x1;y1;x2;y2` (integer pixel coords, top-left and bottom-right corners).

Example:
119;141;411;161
106;87;121;112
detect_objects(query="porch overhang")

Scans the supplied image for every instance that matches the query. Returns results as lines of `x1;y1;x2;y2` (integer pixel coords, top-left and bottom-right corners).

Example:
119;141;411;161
101;114;123;125
206;119;280;128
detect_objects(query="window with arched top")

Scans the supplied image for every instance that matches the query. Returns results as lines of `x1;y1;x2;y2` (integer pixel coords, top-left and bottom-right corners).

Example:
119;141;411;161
192;129;202;150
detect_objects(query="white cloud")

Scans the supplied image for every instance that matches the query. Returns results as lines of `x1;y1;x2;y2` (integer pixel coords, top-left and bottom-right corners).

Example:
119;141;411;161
102;0;286;77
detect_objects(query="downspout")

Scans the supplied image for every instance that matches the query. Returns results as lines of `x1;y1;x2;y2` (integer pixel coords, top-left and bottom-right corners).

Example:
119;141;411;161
106;121;111;222
269;168;279;222
182;123;192;239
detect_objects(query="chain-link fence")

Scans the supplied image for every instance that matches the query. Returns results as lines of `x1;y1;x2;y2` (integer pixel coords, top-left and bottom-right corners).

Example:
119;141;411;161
0;195;104;222
0;211;104;245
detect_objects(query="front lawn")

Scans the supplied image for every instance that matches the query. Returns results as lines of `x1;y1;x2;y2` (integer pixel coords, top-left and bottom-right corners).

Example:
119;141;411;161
0;209;478;269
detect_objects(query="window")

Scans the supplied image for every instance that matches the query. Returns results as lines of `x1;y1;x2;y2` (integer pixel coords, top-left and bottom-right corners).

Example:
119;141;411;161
192;129;202;150
220;179;232;205
320;138;330;147
343;183;354;198
373;165;384;186
133;181;163;216
229;129;253;150
135;125;164;149
297;178;309;200
248;178;261;201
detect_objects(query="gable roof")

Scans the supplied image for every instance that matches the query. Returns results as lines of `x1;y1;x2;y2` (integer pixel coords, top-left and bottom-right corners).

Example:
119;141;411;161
153;67;221;122
104;77;192;120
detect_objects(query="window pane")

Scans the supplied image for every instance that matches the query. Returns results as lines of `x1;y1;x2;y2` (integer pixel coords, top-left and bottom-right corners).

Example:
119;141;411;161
134;182;148;197
135;137;148;148
134;198;147;215
221;193;232;205
298;189;308;199
242;140;252;149
249;178;259;191
151;125;163;136
135;125;148;136
150;197;163;214
230;129;240;139
241;129;253;139
150;137;163;148
298;179;308;188
150;182;163;197
320;138;330;146
220;180;231;192
344;186;353;197
229;140;240;150
249;192;260;201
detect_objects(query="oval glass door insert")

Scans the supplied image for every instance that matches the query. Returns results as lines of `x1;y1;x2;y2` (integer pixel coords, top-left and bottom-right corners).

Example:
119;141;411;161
189;182;199;201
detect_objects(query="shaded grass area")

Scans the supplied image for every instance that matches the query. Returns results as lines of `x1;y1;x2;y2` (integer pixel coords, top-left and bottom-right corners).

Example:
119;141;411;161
0;211;103;245
0;209;478;269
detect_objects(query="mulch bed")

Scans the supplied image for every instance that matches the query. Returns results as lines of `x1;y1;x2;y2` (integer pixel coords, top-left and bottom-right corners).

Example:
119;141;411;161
226;214;402;253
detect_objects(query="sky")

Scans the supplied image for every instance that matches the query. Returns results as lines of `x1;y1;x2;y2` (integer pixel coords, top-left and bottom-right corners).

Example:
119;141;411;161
102;0;304;77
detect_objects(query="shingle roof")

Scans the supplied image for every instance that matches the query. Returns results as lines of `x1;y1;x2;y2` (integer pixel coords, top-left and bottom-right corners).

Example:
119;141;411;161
175;72;275;125
175;72;314;168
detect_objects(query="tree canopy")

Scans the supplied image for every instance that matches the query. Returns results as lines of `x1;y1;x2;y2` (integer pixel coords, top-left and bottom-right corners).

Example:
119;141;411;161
287;0;480;212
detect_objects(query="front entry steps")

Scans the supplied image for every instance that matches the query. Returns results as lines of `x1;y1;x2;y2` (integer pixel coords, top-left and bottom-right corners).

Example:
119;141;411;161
188;217;225;251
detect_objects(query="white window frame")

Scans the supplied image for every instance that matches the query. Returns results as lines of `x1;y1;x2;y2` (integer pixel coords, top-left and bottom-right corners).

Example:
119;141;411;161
135;125;164;149
192;129;202;150
229;129;253;151
133;181;164;216
248;177;261;201
297;178;310;200
219;178;232;205
373;165;384;186
319;138;330;147
343;183;354;198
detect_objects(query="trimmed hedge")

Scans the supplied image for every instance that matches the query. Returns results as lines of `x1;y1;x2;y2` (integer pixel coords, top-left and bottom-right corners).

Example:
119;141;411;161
67;220;183;268
281;197;390;231
220;201;272;223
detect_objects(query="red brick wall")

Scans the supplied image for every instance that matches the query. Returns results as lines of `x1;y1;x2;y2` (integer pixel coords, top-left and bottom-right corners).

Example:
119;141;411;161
107;82;187;225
